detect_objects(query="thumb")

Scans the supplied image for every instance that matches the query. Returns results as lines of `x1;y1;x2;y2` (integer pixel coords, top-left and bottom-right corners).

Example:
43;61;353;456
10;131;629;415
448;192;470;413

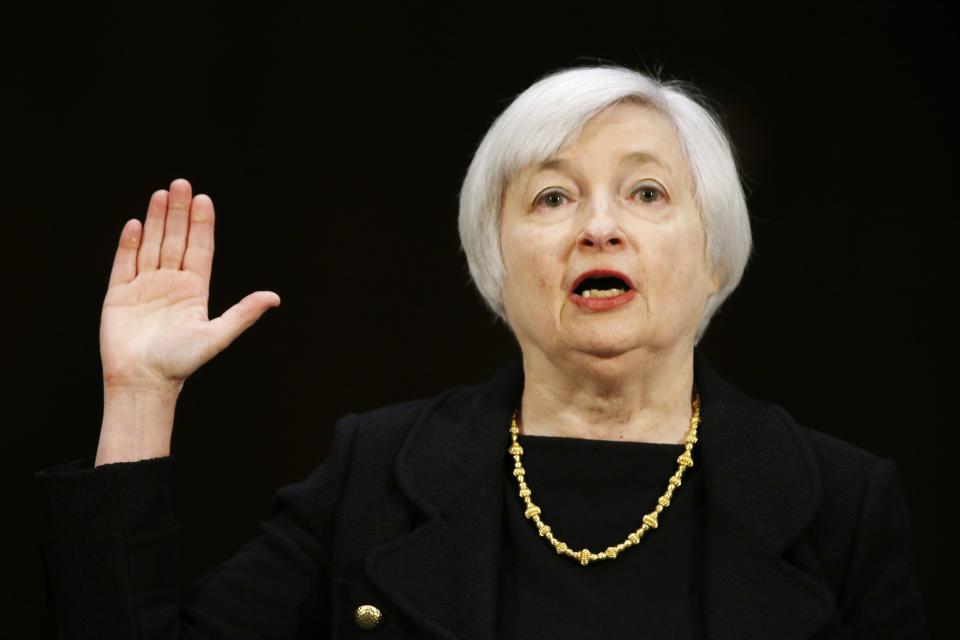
207;291;281;353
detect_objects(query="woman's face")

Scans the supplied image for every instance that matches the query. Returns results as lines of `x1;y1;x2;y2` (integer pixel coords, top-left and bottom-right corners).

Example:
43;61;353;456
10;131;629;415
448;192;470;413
499;100;720;362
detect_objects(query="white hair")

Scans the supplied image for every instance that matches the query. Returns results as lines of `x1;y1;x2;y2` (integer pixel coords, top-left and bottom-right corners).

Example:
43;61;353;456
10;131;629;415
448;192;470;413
456;64;753;346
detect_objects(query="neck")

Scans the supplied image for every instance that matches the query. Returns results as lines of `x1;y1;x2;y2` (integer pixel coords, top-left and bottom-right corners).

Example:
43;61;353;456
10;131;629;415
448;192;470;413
517;343;695;444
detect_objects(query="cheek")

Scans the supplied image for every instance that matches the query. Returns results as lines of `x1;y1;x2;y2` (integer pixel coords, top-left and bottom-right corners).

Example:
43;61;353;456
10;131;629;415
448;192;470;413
516;259;555;301
504;230;558;293
648;230;704;299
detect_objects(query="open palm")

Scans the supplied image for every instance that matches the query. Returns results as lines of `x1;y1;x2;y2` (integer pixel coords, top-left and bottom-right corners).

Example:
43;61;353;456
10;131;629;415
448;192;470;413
100;179;280;394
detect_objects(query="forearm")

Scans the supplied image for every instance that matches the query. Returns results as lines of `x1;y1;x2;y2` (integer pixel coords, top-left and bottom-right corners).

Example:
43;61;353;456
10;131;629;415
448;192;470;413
35;455;181;638
96;385;179;466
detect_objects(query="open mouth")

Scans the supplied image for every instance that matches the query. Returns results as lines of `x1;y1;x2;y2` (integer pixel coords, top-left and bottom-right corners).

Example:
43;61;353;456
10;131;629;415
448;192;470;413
572;275;632;298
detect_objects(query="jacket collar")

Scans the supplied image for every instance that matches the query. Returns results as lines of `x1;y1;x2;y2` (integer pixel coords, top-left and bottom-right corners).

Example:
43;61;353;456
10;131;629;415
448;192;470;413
365;346;837;639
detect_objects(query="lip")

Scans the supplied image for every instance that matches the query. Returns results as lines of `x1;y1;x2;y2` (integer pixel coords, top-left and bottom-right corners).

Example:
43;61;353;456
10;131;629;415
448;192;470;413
568;268;636;311
569;288;637;311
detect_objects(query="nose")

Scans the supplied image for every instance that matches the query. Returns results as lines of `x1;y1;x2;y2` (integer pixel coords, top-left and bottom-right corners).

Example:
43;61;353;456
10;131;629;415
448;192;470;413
576;197;627;250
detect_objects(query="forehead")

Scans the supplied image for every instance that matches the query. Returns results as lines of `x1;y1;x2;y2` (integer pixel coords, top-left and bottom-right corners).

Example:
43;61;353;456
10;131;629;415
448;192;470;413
574;100;680;149
518;101;688;184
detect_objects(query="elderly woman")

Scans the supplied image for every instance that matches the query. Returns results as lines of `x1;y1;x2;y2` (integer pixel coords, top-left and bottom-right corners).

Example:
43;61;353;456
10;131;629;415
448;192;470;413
35;65;927;639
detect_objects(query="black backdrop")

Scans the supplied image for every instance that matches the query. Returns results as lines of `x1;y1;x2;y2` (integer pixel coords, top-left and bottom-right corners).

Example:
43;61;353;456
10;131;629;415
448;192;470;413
3;2;950;637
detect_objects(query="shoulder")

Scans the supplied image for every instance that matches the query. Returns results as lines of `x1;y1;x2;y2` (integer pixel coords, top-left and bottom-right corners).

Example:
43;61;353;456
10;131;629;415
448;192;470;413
763;400;914;570
764;400;905;525
760;397;890;483
270;380;483;513
327;378;487;464
795;418;910;536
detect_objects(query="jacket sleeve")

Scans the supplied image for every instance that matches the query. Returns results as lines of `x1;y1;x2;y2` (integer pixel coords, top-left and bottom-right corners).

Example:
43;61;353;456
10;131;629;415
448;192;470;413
33;412;360;640
836;457;929;637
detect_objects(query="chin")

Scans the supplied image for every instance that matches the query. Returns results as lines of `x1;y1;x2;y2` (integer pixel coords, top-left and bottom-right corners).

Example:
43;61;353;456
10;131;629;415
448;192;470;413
571;337;639;360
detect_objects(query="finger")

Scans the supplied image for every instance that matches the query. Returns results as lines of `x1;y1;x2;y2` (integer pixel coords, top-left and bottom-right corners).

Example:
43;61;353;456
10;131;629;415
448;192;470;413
107;219;143;289
159;178;193;270
138;189;168;273
182;194;215;289
206;291;282;354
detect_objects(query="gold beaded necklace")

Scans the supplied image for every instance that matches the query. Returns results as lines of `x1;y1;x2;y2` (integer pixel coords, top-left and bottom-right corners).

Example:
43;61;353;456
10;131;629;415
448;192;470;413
507;387;701;566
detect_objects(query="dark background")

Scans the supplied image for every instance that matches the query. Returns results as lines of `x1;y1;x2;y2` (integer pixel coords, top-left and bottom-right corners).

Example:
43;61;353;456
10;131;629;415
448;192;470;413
3;1;950;637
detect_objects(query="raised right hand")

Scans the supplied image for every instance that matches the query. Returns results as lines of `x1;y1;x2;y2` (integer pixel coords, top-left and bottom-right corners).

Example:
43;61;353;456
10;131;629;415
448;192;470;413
100;178;281;396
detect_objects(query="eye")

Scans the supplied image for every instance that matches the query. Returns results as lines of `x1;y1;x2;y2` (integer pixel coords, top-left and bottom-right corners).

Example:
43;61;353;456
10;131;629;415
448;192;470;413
632;184;666;204
534;189;569;209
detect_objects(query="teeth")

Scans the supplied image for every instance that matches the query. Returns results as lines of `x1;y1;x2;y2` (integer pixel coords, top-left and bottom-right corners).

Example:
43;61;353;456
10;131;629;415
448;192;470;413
581;288;626;298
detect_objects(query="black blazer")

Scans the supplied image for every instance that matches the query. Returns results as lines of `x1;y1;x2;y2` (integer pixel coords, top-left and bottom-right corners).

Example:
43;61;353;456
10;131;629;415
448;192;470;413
35;347;929;639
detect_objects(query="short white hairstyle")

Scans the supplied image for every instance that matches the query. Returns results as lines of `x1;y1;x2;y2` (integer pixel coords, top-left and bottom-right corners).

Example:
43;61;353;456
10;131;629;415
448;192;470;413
457;64;753;346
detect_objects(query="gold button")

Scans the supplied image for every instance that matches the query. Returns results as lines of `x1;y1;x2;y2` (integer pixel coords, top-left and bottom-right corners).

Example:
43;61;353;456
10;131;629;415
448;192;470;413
354;604;382;630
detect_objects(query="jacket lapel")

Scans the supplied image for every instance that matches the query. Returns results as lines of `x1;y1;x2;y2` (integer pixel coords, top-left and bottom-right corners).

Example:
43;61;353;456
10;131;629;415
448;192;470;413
363;355;520;640
694;350;838;638
364;348;837;639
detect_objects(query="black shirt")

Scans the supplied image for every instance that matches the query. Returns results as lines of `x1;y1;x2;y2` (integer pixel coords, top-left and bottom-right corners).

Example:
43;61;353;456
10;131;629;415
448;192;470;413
497;433;706;639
